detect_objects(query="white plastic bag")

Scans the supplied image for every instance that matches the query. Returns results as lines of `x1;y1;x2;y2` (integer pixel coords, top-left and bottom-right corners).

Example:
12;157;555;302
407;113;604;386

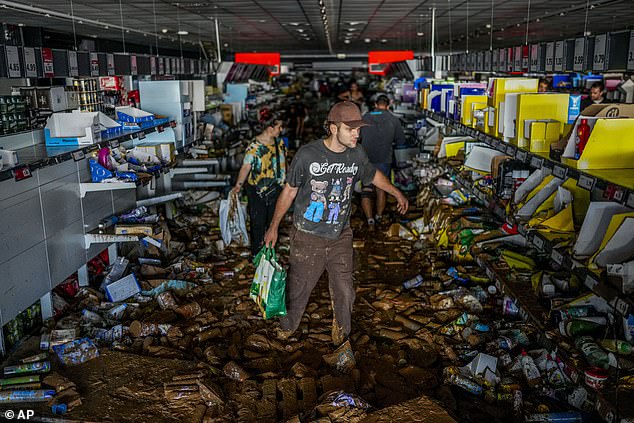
219;192;249;246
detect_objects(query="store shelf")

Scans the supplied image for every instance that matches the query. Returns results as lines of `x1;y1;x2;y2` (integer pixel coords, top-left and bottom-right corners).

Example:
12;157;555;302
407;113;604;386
0;121;174;183
180;159;220;167
424;110;634;208
447;163;634;319
79;182;136;198
84;229;140;249
170;167;209;175
136;192;183;207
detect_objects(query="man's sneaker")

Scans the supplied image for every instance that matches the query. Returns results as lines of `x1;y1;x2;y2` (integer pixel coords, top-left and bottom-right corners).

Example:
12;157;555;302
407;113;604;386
275;327;293;341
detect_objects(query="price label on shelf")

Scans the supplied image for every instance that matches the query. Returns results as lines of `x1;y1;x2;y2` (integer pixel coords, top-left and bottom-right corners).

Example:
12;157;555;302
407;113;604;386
593;34;607;71
627;29;634;70
577;174;596;191
551;249;564;266
532;234;545;251
552;164;568;179
42;47;54;77
545;42;555;71
584;274;599;290
615;298;630;317
90;53;99;76
574;37;585;71
530;156;543;169
506;145;516;156
530;44;539;72
150;56;157;75
68;50;79;76
613;187;626;203
516;150;528;162
130;55;138;75
554;41;565;71
23;47;37;77
72;150;85;161
5;46;21;78
109;140;119;149
138;132;146;140
107;53;115;76
514;46;522;71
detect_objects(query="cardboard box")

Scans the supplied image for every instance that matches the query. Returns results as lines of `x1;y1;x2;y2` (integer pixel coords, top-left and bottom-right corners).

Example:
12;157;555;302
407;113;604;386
115;224;153;236
45;112;101;146
116;106;154;123
105;274;141;302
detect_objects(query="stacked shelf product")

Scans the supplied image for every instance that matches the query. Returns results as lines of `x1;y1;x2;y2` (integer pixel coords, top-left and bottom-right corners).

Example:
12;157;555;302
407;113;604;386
72;78;105;113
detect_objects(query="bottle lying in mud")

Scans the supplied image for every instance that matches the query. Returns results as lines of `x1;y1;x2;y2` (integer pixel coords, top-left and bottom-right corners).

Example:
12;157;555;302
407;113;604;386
443;367;482;395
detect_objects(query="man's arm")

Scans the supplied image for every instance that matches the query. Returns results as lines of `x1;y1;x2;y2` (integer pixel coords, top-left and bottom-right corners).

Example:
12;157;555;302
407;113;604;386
263;183;299;247
371;170;408;214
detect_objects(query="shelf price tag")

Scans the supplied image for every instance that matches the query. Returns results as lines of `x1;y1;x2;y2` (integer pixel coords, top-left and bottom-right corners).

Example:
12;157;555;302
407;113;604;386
5;46;22;78
23;47;37;77
545;42;555;71
109;140;120;149
68;50;79;76
72;150;85;161
613;187;626;203
130;55;138;75
150;56;157;75
532;234;545;251
530;44;539;72
552;164;568;179
614;298;630;317
107;54;115;76
42;48;54;77
554;41;565;71
90;53;99;76
13;166;32;181
577;174;596;191
516;150;528;162
584;273;599;290
530;156;543;168
593;34;607;71
551;249;564;266
574;37;586;71
138;132;146;140
506;145;516;156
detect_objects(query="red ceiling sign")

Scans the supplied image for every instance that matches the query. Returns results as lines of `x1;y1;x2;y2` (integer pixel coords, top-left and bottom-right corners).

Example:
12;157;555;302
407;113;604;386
368;50;414;75
235;52;280;75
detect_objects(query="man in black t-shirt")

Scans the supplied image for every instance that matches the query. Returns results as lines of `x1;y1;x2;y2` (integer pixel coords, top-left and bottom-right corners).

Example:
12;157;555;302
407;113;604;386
264;101;408;345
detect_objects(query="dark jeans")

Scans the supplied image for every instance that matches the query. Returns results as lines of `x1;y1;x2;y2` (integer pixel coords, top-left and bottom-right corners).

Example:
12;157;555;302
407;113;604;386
280;226;355;341
245;185;280;255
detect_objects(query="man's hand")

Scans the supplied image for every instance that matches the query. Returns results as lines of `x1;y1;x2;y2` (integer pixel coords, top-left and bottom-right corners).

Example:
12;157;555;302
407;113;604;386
263;225;278;248
394;190;409;214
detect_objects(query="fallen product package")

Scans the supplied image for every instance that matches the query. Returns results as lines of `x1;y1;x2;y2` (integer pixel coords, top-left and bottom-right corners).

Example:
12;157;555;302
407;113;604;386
52;338;100;366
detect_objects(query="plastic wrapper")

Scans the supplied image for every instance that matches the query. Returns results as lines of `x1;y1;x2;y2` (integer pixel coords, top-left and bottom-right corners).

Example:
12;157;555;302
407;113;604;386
324;390;371;410
322;340;356;374
0;389;55;403
223;361;250;382
53;338;100;366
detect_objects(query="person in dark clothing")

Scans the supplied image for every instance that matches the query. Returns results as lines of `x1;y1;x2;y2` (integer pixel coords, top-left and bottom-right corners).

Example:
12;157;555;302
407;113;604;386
232;109;286;255
359;95;407;230
263;101;408;345
580;81;607;112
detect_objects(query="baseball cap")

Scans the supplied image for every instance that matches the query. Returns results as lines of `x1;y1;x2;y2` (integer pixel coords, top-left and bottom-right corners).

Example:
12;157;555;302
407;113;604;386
327;101;369;128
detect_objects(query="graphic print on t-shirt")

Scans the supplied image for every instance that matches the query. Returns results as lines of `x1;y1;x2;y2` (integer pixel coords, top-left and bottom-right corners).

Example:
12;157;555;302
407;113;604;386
326;178;342;224
303;180;328;222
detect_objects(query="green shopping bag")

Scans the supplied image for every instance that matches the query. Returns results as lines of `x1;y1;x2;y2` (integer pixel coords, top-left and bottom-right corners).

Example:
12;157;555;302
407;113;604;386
250;247;287;319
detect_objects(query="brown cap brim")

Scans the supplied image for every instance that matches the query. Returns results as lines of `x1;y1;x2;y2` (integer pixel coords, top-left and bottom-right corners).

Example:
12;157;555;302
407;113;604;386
343;120;371;128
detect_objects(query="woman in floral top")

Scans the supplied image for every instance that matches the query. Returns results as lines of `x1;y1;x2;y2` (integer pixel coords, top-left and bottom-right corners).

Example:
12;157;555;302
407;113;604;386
232;109;286;254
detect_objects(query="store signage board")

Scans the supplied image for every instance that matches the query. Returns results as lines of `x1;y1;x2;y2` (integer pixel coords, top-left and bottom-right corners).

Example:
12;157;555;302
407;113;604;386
158;57;165;75
627;29;634;70
554;40;565;71
23;47;37;77
107;53;115;76
42;48;54;77
593;34;607;71
574;37;586;71
514;46;522;71
545;42;555;71
530;44;539;72
67;50;79;76
90;52;99;76
130;55;138;75
150;56;157;75
507;48;513;72
6;46;21;78
484;50;491;71
492;49;499;70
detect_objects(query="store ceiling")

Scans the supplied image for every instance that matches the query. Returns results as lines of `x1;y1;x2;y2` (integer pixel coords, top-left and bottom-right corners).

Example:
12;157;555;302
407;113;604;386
1;0;633;57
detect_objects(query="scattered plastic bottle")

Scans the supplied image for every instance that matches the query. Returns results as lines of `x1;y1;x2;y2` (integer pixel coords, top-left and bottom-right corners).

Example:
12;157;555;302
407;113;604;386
575;336;610;369
521;350;543;387
574;118;591;160
545;354;567;388
556;305;597;320
559;319;605;338
444;373;483;395
525;411;584;422
51;403;68;415
403;274;424;289
599;339;632;355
